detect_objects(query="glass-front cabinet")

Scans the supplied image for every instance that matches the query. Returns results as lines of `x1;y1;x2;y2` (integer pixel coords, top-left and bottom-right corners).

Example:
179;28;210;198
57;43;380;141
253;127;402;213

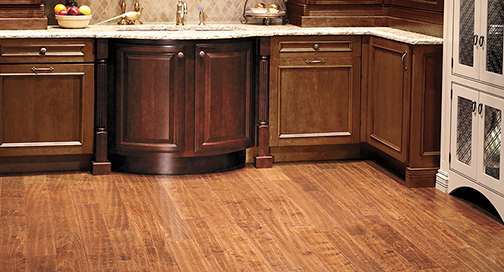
453;0;504;88
451;83;504;195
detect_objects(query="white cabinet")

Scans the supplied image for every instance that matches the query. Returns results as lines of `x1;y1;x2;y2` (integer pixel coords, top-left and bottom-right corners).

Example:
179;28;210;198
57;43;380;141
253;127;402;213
453;0;504;87
450;83;504;196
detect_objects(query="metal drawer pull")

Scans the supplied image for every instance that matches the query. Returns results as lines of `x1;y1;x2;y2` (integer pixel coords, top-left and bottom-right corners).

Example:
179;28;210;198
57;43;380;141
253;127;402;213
39;47;47;55
199;51;206;57
478;103;483;115
401;52;408;70
177;52;185;58
32;67;55;73
474;34;479;46
313;43;320;51
472;101;477;112
479;36;485;48
305;59;326;65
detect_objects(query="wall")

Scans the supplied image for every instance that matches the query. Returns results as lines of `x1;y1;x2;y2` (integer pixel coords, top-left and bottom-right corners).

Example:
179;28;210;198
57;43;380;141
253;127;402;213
44;0;244;24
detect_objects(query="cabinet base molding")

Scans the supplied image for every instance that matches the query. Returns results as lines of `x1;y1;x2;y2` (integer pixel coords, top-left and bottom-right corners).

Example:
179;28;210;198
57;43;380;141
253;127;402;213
0;155;92;174
271;144;361;163
111;151;246;175
255;156;274;168
91;161;112;175
0;18;47;30
405;167;438;188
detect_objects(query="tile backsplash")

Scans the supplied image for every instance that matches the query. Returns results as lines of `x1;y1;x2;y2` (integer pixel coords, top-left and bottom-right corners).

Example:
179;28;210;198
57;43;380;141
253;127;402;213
45;0;245;24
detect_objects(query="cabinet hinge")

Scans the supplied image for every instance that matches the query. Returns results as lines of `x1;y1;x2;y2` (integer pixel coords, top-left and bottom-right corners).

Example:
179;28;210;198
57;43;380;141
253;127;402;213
449;153;452;164
451;58;454;68
450;88;453;100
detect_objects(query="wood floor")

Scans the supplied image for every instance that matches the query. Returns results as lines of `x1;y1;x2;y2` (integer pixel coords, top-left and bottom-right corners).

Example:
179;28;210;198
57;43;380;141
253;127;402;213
1;161;504;272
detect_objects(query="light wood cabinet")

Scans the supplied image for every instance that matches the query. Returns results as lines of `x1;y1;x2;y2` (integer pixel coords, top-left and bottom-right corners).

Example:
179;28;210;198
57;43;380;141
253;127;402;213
269;36;362;148
366;37;411;162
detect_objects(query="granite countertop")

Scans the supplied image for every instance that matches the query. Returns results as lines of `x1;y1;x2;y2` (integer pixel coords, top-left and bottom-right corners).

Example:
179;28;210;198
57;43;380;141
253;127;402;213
0;24;443;45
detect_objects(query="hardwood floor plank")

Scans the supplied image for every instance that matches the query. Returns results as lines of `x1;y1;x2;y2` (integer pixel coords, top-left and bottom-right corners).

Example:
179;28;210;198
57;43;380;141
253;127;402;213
1;161;504;271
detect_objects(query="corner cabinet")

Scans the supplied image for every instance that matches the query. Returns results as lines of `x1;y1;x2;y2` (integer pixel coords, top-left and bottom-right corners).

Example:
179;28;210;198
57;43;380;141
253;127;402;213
366;37;443;187
111;40;254;175
0;39;95;173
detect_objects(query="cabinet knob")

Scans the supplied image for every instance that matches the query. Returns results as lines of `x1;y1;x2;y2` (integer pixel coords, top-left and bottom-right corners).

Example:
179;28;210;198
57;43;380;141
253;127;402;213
313;44;320;51
39;47;47;56
199;51;206;57
177;52;184;58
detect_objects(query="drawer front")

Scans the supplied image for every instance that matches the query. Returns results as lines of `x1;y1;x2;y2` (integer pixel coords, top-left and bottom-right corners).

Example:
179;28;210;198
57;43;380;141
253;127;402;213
0;63;95;157
278;36;357;54
0;39;94;63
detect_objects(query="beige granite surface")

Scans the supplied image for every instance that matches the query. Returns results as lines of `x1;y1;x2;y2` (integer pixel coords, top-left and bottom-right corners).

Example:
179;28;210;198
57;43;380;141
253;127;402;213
0;24;443;45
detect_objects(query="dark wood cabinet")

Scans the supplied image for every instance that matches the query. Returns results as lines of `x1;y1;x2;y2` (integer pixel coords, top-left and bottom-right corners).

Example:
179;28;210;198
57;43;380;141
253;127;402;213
114;43;187;155
364;37;442;187
268;36;362;161
0;0;47;29
195;42;253;155
366;37;411;162
390;0;443;12
111;40;254;175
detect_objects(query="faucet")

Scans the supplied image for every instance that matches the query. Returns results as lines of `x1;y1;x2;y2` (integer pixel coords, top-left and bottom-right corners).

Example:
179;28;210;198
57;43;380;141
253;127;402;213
176;0;188;25
116;0;143;25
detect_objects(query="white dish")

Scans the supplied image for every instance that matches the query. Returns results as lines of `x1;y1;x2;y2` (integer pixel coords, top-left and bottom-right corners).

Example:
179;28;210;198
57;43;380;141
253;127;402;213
56;15;92;29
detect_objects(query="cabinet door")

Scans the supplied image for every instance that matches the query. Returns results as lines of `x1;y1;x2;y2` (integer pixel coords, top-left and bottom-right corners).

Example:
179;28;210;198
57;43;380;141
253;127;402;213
453;0;482;79
477;92;504;194
367;37;410;162
450;83;479;179
194;41;253;155
270;36;361;147
115;43;186;154
0;64;94;157
481;0;504;87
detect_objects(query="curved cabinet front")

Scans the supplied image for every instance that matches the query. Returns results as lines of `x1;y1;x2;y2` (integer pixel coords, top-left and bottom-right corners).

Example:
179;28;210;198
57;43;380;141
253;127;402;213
111;40;254;174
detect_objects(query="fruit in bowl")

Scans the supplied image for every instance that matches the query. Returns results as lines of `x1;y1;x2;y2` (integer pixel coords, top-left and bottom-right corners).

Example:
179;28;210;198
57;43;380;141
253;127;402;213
54;2;93;29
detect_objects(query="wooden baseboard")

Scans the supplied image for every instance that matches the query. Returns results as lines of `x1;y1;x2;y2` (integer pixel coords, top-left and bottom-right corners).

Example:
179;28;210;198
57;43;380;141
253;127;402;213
405;167;438;188
91;161;112;175
255;156;274;168
0;17;47;30
271;144;362;163
0;155;91;175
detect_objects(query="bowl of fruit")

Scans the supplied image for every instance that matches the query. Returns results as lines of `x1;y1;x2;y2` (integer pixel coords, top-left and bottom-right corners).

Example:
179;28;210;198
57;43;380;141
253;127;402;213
54;1;92;29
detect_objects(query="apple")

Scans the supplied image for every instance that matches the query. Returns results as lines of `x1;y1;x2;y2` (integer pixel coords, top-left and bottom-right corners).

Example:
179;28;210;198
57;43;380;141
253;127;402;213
58;9;68;15
68;6;80;16
79;5;92;16
54;4;67;15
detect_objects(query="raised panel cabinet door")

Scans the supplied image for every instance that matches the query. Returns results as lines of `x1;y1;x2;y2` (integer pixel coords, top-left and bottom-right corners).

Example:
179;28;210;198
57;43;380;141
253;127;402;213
453;0;482;79
477;92;504;195
194;41;253;155
481;0;504;88
0;63;94;157
367;37;411;162
270;36;362;147
450;83;479;180
115;43;187;154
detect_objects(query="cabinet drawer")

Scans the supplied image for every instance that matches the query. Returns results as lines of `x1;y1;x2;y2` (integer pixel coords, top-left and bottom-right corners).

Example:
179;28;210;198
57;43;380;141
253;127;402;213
0;39;94;63
278;37;358;54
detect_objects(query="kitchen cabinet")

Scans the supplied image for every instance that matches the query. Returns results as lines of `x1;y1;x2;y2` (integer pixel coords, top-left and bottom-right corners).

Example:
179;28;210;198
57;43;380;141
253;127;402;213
0;0;47;29
365;37;442;187
366;37;411;162
390;0;443;12
269;36;362;149
111;40;254;175
453;0;504;88
450;83;504;198
0;39;95;173
195;42;253;155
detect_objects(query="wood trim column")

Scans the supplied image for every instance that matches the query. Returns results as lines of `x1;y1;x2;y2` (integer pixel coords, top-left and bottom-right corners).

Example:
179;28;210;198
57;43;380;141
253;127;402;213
91;39;112;175
254;38;274;168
